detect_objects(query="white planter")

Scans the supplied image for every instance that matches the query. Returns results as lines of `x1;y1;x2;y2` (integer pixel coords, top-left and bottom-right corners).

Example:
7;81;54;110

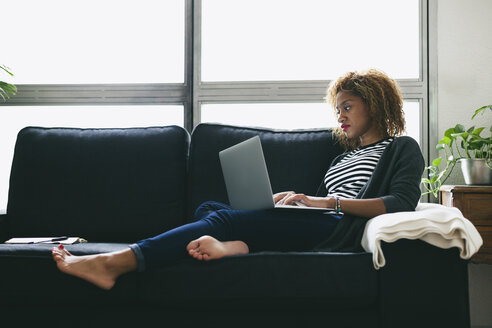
459;158;492;185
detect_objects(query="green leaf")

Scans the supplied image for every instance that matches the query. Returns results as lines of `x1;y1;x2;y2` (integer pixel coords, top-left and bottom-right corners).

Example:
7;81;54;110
0;65;14;76
0;81;17;100
471;127;485;136
432;157;442;166
471;105;492;119
444;128;456;138
439;136;451;145
436;143;446;151
0;66;17;101
469;140;484;150
0;82;17;93
451;132;466;139
471;135;487;142
455;124;465;133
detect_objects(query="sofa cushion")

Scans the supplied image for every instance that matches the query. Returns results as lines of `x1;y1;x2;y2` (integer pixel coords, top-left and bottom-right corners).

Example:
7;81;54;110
6;126;189;242
138;251;377;309
378;239;470;327
0;242;136;305
187;123;344;219
0;244;378;327
0;243;377;310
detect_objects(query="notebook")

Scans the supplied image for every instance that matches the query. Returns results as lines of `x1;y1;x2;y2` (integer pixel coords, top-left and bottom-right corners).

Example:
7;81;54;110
219;136;330;212
4;237;87;244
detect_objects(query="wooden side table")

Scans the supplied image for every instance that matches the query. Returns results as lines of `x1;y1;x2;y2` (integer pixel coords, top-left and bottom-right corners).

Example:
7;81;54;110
439;185;492;264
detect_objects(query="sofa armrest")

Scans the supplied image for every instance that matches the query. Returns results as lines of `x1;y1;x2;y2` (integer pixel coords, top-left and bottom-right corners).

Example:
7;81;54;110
378;239;469;328
0;213;10;243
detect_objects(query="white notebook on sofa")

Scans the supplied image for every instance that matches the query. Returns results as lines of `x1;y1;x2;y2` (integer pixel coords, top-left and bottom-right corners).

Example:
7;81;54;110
219;136;330;213
5;237;87;244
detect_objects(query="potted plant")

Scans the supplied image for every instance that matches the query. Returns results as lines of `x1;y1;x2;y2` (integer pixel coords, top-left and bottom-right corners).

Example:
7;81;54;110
0;64;17;101
421;105;492;198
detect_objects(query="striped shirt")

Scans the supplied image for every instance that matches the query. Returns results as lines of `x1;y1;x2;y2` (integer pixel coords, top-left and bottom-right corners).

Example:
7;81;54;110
324;138;393;200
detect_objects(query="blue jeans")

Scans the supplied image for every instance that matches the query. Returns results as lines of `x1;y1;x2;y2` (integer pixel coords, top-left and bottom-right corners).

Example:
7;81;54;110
129;201;340;271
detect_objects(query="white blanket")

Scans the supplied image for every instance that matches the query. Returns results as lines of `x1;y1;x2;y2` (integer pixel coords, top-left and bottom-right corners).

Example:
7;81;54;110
361;202;483;269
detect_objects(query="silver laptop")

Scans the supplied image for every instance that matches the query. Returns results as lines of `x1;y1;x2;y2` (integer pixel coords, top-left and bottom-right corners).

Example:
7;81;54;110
219;136;330;212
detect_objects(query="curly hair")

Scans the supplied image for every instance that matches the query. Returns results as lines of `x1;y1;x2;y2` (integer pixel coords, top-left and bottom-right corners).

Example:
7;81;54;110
326;69;406;150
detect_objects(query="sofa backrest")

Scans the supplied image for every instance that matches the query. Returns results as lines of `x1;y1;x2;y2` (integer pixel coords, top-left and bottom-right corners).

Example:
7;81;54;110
187;123;344;220
7;126;189;242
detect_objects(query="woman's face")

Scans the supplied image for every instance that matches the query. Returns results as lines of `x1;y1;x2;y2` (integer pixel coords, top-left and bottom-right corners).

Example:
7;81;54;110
335;91;383;146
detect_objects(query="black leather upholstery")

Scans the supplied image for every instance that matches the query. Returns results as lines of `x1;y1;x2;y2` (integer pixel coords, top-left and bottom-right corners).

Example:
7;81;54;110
6;126;189;242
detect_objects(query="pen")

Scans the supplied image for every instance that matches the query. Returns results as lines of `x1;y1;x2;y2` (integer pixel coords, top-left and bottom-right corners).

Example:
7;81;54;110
28;236;68;244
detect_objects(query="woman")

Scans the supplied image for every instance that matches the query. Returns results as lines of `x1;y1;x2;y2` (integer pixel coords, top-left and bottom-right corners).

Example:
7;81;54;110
52;69;424;290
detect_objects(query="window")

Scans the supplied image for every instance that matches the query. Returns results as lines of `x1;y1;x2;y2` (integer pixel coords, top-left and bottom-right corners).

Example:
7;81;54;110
194;0;426;141
202;101;421;143
4;0;184;84
201;0;420;81
0;0;428;208
202;103;338;130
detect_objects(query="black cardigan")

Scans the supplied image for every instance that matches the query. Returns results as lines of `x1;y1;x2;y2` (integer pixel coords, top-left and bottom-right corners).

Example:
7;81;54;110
314;136;425;252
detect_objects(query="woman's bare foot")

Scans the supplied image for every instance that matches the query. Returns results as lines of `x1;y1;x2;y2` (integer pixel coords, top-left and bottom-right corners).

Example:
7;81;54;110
186;235;249;261
51;245;136;290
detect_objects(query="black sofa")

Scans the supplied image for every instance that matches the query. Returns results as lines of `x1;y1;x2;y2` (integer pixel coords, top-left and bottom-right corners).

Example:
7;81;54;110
0;123;470;328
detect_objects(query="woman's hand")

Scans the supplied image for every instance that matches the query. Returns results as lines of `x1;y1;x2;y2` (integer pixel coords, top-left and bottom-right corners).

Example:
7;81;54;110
273;191;295;204
275;192;387;217
275;192;332;209
276;191;387;217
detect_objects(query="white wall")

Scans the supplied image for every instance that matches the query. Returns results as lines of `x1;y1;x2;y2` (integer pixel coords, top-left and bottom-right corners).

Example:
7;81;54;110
437;0;492;184
437;0;492;327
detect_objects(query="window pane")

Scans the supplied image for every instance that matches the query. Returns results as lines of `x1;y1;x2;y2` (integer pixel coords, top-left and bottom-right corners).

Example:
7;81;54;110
202;0;419;81
0;105;183;208
202;103;338;130
403;101;421;144
3;0;184;84
201;101;420;141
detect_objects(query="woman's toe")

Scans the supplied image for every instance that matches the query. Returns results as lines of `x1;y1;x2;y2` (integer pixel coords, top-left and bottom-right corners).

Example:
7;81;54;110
52;248;64;258
52;252;63;262
186;240;199;252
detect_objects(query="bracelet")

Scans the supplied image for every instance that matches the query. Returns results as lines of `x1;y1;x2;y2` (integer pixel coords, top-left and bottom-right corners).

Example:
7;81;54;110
333;196;341;214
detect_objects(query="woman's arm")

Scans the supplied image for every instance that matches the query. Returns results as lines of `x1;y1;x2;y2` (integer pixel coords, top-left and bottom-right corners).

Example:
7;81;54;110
277;193;386;218
334;197;386;218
